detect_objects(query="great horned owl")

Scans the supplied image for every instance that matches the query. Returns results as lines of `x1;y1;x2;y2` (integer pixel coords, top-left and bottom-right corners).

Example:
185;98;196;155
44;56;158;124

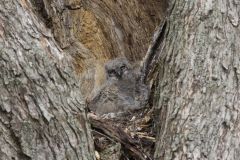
88;57;149;115
105;57;134;82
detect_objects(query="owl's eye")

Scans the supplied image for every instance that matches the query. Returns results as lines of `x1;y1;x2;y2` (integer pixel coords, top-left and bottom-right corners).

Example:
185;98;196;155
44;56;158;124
108;70;115;76
120;65;127;71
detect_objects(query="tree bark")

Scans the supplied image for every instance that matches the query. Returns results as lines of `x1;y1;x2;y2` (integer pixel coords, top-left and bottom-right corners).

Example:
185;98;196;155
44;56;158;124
28;0;168;98
0;0;95;159
1;0;240;159
153;0;240;159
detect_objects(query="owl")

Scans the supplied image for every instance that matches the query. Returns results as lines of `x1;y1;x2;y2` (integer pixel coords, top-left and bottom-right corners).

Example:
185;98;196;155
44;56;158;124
105;57;135;82
88;57;149;115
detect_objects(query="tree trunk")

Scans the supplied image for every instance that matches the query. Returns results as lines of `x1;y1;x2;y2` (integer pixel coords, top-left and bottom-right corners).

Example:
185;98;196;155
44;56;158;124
29;0;167;97
154;0;240;159
0;0;95;159
2;0;240;159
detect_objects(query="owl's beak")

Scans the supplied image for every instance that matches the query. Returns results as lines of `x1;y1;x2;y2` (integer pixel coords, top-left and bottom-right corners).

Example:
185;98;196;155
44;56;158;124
116;70;122;79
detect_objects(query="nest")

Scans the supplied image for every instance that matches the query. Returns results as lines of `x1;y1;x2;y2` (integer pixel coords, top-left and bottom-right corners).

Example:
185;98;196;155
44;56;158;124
88;107;156;160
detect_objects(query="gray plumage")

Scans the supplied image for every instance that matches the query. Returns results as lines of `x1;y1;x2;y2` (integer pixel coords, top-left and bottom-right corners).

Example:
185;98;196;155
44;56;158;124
88;57;149;115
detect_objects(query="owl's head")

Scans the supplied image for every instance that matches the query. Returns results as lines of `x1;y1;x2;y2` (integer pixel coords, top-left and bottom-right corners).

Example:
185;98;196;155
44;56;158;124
105;57;133;81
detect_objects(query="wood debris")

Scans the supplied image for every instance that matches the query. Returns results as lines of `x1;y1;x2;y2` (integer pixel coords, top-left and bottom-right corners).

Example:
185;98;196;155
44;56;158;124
88;107;156;160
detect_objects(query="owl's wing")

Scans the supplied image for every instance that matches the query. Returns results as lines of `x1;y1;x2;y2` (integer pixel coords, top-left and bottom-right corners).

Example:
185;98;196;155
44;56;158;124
87;81;118;112
87;82;108;111
135;82;149;107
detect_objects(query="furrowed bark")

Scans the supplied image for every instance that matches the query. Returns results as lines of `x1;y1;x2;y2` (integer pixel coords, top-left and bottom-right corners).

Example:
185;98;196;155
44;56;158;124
153;0;240;159
0;0;95;159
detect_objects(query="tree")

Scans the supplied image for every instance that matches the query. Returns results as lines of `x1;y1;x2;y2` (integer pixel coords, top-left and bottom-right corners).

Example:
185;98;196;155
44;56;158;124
0;0;94;159
153;0;240;159
1;0;240;160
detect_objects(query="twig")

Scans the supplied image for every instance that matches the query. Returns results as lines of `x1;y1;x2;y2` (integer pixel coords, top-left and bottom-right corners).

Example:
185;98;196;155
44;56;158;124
88;113;151;160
